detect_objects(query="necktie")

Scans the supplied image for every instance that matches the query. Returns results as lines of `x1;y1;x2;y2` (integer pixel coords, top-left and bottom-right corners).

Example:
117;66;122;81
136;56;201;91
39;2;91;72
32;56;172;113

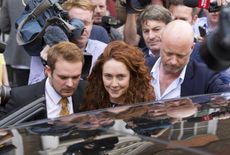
59;97;69;116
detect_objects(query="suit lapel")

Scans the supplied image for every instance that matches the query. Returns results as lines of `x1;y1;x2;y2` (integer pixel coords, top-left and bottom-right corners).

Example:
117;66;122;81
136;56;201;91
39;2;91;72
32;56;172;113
72;92;79;113
72;80;86;113
33;79;47;119
34;79;46;101
181;60;195;97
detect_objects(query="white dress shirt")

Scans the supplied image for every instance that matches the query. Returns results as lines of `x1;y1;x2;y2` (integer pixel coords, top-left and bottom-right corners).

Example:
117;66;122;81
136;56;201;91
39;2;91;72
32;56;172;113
150;58;187;100
85;39;107;69
45;78;74;119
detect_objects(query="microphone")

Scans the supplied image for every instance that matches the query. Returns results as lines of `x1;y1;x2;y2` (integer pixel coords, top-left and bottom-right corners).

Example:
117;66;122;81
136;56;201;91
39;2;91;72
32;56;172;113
183;0;221;12
183;0;209;9
43;25;69;46
41;26;69;64
43;18;84;45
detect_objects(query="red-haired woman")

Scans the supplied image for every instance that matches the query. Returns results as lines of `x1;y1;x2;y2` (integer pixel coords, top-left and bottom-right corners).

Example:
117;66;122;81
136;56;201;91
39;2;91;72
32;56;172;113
81;40;155;111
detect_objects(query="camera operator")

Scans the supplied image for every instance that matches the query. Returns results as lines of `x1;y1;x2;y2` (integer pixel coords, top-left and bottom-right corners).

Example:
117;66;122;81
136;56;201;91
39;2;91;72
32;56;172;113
90;0;123;41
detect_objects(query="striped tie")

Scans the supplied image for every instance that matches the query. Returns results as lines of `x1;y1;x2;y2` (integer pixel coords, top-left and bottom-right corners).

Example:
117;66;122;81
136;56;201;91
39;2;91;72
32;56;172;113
59;97;69;116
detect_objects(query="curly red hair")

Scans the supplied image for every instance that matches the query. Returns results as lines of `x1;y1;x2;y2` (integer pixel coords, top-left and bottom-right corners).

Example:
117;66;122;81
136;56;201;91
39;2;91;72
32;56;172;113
81;41;155;111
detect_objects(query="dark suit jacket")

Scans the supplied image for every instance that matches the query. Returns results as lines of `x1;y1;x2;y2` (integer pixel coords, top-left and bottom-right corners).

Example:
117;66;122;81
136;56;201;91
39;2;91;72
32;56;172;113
142;47;159;72
0;79;86;121
181;59;230;96
147;57;230;97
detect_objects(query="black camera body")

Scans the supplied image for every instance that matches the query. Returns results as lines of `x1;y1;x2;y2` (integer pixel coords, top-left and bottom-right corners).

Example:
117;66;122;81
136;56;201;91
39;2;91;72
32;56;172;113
119;0;151;13
208;1;222;12
101;16;119;33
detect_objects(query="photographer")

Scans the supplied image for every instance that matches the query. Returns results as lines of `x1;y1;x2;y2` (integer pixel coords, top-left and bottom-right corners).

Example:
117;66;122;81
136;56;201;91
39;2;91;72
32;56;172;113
90;0;123;41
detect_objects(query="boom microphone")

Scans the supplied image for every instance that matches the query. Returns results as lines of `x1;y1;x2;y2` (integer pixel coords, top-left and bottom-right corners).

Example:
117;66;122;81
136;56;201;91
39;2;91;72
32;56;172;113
41;26;69;64
43;18;84;45
43;25;69;46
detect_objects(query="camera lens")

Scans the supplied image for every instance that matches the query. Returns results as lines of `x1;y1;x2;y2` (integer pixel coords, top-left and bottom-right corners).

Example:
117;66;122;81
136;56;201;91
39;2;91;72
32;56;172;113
69;18;85;39
0;85;11;106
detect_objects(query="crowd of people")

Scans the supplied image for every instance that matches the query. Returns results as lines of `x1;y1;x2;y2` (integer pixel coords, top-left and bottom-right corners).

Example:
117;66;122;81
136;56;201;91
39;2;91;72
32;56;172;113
0;0;230;123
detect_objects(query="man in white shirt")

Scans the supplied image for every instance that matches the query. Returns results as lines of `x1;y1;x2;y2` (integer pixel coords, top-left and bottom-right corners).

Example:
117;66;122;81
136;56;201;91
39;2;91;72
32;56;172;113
151;20;230;100
0;42;85;121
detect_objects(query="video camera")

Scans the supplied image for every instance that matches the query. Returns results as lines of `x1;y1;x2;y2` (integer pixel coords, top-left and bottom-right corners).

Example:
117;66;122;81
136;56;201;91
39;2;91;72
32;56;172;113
16;0;85;56
119;0;151;13
208;1;222;12
101;16;120;33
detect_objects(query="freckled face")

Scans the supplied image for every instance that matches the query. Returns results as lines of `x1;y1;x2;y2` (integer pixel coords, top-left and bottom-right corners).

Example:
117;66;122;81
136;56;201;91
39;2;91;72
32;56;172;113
102;59;130;104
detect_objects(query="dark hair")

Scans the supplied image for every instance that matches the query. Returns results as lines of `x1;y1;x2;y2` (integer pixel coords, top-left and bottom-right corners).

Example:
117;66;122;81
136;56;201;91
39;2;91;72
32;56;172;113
139;4;172;25
81;40;155;111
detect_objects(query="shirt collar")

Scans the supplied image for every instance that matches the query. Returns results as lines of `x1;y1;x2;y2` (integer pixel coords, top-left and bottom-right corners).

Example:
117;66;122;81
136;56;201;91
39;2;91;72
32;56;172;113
151;57;187;84
45;78;71;105
179;64;187;84
84;39;92;52
151;57;161;79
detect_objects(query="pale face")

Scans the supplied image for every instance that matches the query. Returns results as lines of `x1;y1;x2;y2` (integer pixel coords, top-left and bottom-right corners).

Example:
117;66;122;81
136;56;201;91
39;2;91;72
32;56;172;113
205;10;219;27
142;20;166;55
91;0;107;24
68;8;94;49
160;38;193;74
46;59;83;97
102;59;130;104
169;5;194;24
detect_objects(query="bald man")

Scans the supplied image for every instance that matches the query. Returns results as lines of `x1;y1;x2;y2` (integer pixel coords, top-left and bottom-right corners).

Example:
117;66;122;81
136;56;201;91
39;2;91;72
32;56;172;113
151;20;230;100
